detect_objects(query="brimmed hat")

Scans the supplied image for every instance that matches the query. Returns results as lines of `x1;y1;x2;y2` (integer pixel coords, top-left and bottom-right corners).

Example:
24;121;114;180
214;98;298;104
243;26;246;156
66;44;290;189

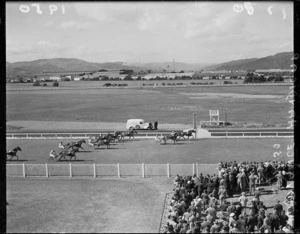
230;213;235;217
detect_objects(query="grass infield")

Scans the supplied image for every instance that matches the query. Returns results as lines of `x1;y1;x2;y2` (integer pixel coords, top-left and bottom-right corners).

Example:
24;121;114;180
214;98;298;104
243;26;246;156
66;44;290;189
7;177;173;233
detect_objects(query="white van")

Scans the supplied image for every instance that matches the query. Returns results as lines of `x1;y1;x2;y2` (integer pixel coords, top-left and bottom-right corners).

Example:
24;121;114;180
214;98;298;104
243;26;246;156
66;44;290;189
126;119;151;130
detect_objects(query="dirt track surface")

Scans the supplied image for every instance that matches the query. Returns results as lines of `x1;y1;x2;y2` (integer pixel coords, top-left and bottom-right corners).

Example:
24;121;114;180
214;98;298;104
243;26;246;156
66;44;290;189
6;138;293;164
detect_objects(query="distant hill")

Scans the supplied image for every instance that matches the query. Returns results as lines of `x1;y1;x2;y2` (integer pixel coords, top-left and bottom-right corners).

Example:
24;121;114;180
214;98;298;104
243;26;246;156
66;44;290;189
6;51;293;79
124;62;213;72
203;52;293;71
5;58;142;78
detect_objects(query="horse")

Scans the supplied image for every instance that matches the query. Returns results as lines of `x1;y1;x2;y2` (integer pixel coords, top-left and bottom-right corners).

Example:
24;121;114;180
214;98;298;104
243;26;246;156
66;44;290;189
122;129;137;140
112;131;124;141
160;132;179;144
88;137;113;149
7;146;22;161
66;139;86;151
178;129;196;140
58;148;79;161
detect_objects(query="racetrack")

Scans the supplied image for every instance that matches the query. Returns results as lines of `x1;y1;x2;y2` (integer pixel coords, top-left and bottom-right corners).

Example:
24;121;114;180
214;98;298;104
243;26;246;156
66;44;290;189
6;138;293;164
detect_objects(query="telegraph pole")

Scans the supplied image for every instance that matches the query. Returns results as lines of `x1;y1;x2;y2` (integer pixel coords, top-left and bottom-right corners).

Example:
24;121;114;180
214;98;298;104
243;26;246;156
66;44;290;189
225;108;228;132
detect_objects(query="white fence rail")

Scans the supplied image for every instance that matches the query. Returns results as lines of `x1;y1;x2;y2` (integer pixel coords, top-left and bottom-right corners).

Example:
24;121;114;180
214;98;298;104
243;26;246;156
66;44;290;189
6;130;293;140
6;163;218;178
6;132;168;139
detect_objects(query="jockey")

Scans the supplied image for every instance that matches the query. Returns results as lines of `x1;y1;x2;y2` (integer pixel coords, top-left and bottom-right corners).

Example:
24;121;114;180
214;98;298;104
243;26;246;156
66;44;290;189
171;131;175;137
49;149;57;158
59;142;65;149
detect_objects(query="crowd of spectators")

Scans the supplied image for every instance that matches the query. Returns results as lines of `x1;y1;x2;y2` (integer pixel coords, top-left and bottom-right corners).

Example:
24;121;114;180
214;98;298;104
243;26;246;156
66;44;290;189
163;160;294;233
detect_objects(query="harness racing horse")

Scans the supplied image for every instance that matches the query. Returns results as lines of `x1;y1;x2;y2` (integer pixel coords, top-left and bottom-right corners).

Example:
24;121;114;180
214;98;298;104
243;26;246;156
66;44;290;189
88;137;113;149
177;129;196;140
6;146;22;161
160;132;179;145
122;129;137;140
66;139;86;151
112;131;123;142
58;148;79;161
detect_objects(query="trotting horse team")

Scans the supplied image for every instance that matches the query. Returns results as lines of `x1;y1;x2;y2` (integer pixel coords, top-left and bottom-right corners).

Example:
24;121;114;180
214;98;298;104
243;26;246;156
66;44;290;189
7;129;196;162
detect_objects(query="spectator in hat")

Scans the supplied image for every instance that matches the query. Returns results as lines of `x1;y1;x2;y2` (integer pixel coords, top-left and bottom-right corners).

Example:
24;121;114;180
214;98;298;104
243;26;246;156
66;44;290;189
270;209;281;232
275;171;283;190
230;222;240;233
180;221;189;233
219;200;228;211
229;213;238;229
154;121;158;130
210;220;221;233
201;217;211;232
239;192;248;210
220;222;230;233
207;203;217;217
248;171;258;195
279;210;289;229
237;214;246;232
259;219;272;233
246;212;258;233
274;200;283;215
253;187;261;201
235;203;243;218
227;200;236;214
257;209;265;230
201;190;209;211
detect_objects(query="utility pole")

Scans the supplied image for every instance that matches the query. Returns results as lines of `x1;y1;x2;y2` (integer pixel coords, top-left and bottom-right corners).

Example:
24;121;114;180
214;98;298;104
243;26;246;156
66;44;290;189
173;58;176;72
225;108;228;132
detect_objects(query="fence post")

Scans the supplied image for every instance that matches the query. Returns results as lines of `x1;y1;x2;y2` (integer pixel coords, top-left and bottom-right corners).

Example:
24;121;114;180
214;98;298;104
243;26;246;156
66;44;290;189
142;163;145;178
193;163;195;175
45;163;49;178
93;163;96;178
117;163;120;178
23;163;26;178
196;162;199;177
167;163;170;178
70;163;72;178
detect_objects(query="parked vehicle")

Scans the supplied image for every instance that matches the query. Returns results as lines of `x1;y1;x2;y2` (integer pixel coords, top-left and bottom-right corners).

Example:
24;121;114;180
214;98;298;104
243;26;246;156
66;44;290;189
126;119;152;130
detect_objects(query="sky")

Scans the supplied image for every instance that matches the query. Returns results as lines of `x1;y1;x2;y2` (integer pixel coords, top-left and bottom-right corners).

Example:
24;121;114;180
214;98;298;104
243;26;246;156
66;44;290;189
6;1;293;64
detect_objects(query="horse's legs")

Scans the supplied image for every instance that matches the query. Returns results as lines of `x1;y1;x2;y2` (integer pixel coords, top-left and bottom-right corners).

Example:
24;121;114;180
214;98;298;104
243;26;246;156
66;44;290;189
16;155;19;161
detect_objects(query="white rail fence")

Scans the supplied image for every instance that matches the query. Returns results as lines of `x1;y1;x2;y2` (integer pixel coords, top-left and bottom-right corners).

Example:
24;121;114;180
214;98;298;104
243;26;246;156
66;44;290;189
6;163;217;178
6;130;293;140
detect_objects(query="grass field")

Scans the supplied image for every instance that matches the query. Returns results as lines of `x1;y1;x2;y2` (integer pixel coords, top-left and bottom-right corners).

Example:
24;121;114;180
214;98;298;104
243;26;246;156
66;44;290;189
6;138;293;164
6;83;292;127
7;177;173;233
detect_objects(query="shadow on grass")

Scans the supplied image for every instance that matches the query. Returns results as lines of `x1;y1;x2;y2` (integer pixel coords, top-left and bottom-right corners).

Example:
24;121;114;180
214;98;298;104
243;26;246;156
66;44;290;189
94;147;119;150
77;150;93;153
7;159;32;162
57;159;94;162
160;142;185;145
